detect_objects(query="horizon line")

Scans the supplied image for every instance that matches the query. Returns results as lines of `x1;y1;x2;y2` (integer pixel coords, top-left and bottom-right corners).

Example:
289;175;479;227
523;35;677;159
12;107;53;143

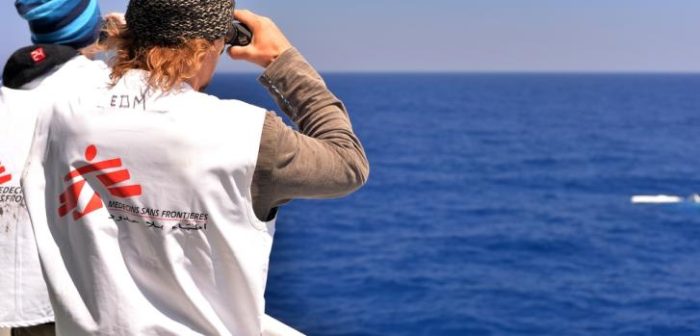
216;70;700;75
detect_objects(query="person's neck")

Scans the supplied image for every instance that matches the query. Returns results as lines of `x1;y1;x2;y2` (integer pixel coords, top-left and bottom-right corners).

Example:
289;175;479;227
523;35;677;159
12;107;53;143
185;77;196;90
186;77;207;92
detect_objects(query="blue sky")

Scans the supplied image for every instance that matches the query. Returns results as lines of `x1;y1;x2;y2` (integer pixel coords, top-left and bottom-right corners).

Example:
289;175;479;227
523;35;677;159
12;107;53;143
2;0;699;72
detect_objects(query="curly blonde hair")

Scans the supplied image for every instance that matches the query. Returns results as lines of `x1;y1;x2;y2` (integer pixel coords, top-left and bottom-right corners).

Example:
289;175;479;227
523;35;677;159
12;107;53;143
99;15;218;91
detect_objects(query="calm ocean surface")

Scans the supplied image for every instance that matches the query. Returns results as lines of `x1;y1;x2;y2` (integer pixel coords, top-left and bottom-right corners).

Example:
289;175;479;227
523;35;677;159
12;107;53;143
207;74;700;336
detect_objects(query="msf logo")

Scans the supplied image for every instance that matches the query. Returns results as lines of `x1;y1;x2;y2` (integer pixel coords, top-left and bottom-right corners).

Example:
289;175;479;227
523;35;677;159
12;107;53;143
0;161;11;185
58;145;142;220
30;47;46;63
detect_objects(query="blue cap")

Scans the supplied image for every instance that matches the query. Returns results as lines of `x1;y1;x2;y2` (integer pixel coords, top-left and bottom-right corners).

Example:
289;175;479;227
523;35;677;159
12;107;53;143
15;0;102;49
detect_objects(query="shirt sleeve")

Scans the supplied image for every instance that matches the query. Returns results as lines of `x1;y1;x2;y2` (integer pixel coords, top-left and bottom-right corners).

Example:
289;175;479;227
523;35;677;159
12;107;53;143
251;48;370;221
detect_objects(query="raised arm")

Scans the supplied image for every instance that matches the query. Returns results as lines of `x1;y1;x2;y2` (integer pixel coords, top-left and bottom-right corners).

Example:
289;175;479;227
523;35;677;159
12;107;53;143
228;10;369;221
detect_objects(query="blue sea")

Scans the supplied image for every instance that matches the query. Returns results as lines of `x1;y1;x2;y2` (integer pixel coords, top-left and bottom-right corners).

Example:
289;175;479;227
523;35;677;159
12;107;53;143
207;74;700;336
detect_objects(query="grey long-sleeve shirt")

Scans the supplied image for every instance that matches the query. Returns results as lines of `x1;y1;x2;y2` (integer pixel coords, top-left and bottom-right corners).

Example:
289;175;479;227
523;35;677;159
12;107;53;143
251;48;369;221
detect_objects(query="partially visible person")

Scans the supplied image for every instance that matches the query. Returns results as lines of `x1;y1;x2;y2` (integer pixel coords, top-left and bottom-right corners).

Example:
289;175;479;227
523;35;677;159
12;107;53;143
0;1;110;335
14;0;102;49
22;0;368;335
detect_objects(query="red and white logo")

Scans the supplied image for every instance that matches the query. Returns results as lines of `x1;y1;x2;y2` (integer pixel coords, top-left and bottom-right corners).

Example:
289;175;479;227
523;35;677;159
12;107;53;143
30;47;46;63
58;145;142;220
0;161;11;185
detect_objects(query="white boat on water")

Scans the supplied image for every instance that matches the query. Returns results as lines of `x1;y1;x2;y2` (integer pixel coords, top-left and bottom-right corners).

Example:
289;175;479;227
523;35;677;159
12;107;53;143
631;195;684;204
631;194;700;205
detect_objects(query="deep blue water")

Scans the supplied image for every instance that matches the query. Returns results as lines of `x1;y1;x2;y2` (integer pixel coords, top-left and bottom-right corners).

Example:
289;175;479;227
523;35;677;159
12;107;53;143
207;74;700;336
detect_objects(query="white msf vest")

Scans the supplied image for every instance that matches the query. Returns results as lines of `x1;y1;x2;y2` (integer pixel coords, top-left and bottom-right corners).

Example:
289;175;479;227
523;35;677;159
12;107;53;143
22;70;294;335
0;55;109;328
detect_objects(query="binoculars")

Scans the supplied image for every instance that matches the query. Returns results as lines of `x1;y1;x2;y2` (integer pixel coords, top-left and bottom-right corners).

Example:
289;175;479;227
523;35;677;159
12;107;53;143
226;21;252;47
